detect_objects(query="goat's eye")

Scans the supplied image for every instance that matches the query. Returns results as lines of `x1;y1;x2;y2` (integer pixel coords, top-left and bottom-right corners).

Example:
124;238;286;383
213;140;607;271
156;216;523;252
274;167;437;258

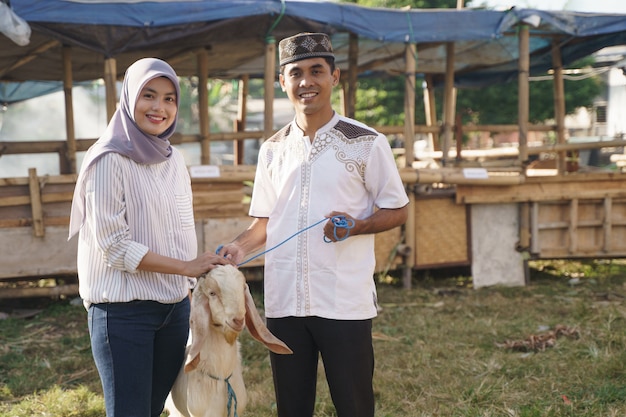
209;291;217;297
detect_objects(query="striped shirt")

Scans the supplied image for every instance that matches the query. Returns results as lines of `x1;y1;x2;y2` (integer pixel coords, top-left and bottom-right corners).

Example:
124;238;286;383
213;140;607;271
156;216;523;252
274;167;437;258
76;149;197;305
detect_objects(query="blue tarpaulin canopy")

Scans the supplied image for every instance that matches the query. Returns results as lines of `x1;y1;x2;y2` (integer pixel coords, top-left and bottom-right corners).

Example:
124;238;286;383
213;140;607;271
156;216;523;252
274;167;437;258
1;0;625;103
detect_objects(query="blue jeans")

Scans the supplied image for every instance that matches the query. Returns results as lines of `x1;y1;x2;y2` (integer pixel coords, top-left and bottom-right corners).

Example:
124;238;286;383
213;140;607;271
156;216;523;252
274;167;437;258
88;298;190;417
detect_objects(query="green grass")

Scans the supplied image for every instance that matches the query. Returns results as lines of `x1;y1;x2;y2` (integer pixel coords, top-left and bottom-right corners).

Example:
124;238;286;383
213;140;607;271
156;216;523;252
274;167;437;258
2;259;626;416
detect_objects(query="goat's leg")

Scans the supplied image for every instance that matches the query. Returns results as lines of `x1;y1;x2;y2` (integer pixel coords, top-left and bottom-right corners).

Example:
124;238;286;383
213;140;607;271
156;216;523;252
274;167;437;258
165;366;191;417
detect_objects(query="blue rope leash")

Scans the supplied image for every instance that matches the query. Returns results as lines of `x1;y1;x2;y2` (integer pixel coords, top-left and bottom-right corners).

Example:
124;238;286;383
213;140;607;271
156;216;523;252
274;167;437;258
208;373;238;417
216;215;354;267
323;215;355;243
225;374;238;417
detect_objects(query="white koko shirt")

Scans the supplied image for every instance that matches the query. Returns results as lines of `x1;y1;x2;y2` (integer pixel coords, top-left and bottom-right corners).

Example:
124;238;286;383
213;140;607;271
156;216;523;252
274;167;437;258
250;113;409;320
76;150;197;306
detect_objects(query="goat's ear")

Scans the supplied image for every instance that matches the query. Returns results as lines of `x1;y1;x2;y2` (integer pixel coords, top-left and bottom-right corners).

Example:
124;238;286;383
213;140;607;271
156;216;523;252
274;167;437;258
185;287;211;372
244;284;293;355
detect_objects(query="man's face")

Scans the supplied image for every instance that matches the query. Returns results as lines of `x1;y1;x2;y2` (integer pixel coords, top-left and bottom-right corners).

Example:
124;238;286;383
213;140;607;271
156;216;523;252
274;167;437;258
280;57;339;117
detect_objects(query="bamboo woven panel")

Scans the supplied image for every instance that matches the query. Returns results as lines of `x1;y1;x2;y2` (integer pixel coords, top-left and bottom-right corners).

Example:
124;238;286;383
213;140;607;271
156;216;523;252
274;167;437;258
414;196;469;267
374;226;403;273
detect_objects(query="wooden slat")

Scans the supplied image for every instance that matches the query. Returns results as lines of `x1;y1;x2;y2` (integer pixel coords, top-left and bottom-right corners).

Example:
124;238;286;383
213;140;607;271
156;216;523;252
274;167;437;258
457;180;626;204
519;202;530;250
0;195;30;207
569;199;578;254
193;190;244;205
28;168;45;237
0;284;78;300
604;196;612;253
530;202;539;254
0;174;78;186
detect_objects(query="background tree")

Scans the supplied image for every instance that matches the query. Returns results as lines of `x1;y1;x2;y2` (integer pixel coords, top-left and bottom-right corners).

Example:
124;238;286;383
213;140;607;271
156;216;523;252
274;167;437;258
339;0;604;131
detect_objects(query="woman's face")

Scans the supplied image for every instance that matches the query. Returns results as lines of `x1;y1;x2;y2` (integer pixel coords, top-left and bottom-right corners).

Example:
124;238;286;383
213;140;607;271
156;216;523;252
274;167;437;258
134;76;177;137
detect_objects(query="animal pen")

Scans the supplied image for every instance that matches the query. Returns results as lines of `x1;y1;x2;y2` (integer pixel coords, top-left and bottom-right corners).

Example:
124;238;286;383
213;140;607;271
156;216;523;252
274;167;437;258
1;0;626;298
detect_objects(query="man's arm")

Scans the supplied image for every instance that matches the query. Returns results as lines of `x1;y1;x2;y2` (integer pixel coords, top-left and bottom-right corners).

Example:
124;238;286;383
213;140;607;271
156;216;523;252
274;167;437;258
324;205;408;242
217;217;269;264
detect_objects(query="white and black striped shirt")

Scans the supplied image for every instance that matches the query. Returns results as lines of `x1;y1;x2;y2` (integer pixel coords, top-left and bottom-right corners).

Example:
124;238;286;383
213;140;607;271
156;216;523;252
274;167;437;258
76;149;197;305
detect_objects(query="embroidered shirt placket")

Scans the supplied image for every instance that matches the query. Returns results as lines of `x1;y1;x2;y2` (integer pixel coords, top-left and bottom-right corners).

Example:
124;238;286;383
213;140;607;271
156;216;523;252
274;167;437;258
297;135;314;316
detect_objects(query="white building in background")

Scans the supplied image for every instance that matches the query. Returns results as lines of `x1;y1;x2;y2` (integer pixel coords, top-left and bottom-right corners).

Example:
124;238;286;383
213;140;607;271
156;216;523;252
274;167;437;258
601;55;626;139
562;46;626;140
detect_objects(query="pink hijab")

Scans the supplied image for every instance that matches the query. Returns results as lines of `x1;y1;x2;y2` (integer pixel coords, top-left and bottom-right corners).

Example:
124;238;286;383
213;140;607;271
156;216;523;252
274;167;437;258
68;58;181;239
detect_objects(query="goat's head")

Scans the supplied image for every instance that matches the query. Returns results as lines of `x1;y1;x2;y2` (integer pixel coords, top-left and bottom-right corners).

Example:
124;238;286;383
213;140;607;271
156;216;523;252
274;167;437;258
185;265;293;372
195;264;246;344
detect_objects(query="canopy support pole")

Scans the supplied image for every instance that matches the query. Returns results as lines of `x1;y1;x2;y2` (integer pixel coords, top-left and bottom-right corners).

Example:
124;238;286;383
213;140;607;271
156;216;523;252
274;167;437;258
442;42;456;166
424;74;438;152
552;40;567;174
403;42;417;289
234;74;249;165
345;33;358;119
518;24;530;167
62;46;76;174
197;49;210;165
263;38;276;141
103;58;117;122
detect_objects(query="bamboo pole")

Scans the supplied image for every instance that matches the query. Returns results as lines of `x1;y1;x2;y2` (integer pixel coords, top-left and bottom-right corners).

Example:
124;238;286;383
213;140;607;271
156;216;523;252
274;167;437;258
424;74;439;152
0;40;59;78
346;33;358;119
197;49;210;165
442;42;456;166
103;58;117;122
234;74;249;165
551;40;566;175
518;24;530;166
264;38;276;141
399;168;526;185
404;43;416;169
28;168;45;237
403;42;417;289
527;139;626;154
62;46;77;174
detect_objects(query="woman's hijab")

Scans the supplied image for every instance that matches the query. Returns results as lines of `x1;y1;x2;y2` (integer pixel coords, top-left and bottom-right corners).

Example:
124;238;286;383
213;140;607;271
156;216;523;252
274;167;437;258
68;58;181;239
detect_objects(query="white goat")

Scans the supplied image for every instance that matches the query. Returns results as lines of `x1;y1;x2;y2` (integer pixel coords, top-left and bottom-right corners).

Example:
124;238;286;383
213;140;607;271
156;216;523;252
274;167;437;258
166;264;292;417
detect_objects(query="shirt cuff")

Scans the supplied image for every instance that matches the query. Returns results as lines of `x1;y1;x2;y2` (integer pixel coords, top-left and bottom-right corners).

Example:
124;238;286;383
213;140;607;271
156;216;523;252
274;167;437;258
124;241;150;273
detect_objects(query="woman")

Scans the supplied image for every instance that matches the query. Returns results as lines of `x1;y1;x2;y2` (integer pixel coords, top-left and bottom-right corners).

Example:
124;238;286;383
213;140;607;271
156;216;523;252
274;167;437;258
69;57;230;417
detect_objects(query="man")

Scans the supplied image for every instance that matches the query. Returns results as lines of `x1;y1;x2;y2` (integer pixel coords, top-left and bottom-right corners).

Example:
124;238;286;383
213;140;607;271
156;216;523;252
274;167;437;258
219;32;409;417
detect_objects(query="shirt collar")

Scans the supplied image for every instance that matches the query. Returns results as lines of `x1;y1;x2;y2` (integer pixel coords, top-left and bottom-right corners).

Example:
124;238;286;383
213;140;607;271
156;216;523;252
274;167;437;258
290;111;340;140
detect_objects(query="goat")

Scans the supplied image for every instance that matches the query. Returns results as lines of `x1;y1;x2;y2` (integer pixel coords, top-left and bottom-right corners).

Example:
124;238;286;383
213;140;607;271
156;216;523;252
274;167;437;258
166;264;292;417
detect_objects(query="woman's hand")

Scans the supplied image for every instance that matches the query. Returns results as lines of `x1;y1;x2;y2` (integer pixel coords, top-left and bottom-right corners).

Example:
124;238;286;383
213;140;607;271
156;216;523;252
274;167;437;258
184;251;235;277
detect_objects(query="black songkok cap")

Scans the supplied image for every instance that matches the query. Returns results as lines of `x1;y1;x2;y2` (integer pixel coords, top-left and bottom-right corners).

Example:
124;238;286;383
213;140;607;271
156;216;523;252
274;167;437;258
278;32;334;66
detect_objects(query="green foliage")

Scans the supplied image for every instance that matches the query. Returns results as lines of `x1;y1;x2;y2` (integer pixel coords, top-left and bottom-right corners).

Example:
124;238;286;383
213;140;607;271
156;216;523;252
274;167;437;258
350;57;602;127
355;76;412;126
456;59;604;125
337;2;604;127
